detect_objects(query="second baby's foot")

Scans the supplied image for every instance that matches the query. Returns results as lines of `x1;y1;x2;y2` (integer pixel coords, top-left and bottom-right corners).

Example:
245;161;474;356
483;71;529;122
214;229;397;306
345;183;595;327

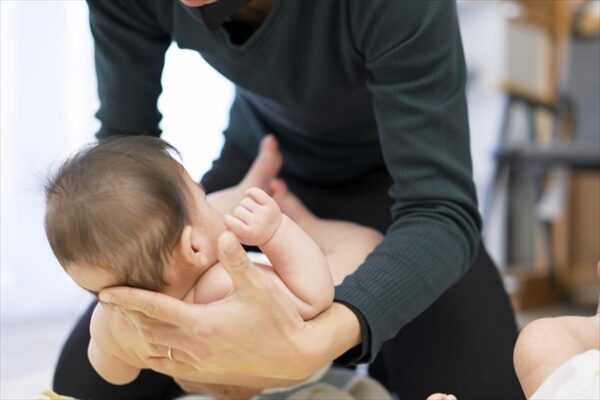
224;187;283;246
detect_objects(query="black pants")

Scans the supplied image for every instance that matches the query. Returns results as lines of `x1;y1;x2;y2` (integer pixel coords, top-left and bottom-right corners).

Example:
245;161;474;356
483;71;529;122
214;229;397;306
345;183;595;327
54;140;524;400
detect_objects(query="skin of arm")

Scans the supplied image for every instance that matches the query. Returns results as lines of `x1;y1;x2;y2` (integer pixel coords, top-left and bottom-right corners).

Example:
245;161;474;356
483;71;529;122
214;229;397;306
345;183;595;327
514;314;600;397
88;303;143;385
259;213;334;318
515;264;600;397
224;187;334;319
88;339;140;385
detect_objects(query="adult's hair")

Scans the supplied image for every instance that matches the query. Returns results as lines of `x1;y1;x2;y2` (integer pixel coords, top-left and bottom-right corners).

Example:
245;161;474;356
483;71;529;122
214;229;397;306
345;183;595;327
45;136;190;291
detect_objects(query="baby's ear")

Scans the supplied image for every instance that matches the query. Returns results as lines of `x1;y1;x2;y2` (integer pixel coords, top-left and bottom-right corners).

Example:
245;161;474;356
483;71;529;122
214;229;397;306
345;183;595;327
177;225;209;268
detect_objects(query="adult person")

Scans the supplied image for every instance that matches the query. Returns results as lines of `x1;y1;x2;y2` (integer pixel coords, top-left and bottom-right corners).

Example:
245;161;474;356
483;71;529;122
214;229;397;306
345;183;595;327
53;0;525;399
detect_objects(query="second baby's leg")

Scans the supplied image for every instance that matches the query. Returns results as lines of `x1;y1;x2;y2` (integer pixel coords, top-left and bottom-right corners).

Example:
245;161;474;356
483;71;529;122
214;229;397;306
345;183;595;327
271;180;383;285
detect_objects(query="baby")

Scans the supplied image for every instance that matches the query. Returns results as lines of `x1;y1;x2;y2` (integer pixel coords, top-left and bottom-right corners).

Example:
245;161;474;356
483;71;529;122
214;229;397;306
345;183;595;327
44;135;382;387
513;262;600;399
427;263;600;400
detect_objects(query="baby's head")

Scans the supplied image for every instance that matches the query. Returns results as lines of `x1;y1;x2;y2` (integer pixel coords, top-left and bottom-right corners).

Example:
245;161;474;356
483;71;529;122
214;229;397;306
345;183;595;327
45;136;223;294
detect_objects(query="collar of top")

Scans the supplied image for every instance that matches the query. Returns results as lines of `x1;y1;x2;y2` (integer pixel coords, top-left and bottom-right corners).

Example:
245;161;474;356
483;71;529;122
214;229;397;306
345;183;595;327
191;0;250;31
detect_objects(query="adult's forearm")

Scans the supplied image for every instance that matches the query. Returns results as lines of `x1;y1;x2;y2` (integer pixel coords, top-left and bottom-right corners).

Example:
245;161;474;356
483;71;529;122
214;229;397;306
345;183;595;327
335;208;480;363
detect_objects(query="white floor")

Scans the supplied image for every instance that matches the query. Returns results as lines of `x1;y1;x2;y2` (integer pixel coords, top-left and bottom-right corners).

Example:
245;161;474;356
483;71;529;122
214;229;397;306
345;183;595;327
0;315;78;399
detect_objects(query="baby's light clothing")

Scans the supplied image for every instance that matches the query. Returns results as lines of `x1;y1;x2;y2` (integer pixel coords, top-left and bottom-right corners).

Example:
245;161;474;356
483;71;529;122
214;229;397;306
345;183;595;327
261;365;330;395
531;349;600;399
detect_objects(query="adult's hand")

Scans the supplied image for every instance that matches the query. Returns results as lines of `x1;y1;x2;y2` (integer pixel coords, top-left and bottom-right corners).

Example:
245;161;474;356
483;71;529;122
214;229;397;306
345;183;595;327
99;231;362;388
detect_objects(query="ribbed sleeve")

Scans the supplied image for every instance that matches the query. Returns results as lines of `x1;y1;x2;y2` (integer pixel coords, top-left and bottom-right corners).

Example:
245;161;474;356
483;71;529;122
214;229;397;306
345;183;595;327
87;0;171;138
87;0;481;364
335;0;481;361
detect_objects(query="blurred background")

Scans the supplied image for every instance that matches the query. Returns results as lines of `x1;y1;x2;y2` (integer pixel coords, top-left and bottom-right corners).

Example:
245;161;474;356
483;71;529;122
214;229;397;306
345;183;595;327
1;0;599;397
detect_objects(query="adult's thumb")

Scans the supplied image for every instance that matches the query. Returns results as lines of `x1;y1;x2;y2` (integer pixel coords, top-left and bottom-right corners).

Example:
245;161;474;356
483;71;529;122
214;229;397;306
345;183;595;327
217;231;255;289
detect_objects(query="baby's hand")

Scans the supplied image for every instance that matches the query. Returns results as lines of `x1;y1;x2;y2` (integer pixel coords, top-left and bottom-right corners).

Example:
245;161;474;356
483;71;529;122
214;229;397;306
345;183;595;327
224;187;283;246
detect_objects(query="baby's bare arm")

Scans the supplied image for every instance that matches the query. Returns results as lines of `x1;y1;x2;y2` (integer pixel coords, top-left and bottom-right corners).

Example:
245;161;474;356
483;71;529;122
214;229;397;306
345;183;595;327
514;315;600;397
225;188;334;319
88;338;141;385
89;303;142;385
261;214;335;318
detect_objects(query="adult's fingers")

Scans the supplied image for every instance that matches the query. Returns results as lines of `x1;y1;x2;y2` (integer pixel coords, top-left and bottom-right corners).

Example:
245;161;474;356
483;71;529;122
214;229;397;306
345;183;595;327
99;286;198;327
217;231;259;291
123;310;194;348
147;356;198;377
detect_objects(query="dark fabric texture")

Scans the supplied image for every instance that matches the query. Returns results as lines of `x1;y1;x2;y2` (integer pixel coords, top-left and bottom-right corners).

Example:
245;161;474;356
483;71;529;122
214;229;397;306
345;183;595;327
85;0;483;359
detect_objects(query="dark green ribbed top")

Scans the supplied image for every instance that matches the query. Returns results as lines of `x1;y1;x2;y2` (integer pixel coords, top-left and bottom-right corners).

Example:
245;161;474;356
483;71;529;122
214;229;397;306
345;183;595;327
87;0;481;362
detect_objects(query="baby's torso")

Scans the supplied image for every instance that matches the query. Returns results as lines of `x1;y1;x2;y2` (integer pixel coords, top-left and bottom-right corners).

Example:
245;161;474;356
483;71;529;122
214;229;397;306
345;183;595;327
184;252;276;305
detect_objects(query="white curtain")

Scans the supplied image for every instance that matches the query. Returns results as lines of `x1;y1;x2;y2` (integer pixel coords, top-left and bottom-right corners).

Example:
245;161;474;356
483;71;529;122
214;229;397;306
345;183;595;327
0;0;233;323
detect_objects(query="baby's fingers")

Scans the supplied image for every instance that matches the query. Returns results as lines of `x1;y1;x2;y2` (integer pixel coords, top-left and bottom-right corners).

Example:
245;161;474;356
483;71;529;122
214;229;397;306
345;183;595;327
246;187;274;206
224;214;250;238
232;205;254;224
239;197;260;212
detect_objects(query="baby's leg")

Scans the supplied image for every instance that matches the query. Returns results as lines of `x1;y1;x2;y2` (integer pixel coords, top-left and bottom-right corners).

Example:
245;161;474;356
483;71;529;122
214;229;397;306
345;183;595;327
239;135;282;192
224;188;334;319
269;179;316;229
271;180;383;285
207;135;282;216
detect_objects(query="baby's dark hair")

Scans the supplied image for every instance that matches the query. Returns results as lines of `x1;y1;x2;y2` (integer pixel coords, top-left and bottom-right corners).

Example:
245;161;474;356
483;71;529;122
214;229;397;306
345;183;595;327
44;136;191;291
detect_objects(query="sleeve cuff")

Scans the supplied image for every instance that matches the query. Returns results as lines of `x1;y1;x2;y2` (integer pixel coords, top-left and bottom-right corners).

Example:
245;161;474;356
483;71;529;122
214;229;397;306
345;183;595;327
332;299;372;365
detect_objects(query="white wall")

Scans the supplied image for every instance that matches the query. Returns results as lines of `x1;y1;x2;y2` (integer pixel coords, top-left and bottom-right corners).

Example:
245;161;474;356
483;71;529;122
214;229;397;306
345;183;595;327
0;0;233;323
457;1;510;267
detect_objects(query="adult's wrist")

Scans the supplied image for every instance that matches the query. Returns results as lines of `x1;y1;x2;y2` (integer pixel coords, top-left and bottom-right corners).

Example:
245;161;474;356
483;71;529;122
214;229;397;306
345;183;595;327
333;300;372;365
300;302;362;370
